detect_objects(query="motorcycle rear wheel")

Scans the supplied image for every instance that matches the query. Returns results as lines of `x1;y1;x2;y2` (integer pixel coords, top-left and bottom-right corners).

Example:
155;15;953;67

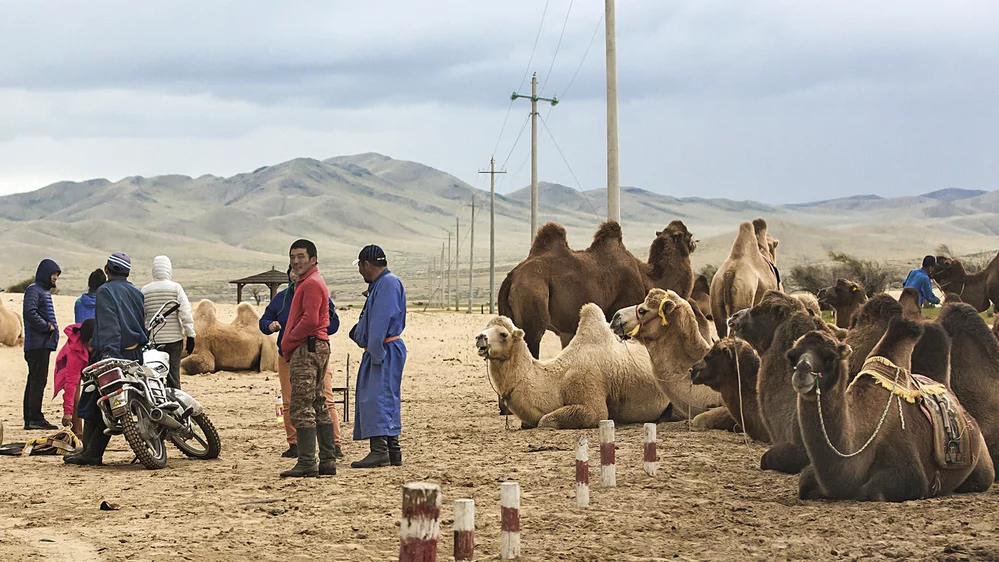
121;399;168;470
170;413;221;460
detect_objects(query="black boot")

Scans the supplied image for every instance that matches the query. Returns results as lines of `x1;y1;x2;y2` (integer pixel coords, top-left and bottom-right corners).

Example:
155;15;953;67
350;436;390;468
65;421;108;466
280;426;318;478
281;444;298;458
387;435;402;466
317;424;337;476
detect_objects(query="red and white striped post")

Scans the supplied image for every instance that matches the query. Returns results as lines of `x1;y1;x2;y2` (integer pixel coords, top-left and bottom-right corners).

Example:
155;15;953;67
453;499;475;562
399;482;441;562
500;482;521;559
576;435;589;507
599;420;616;487
643;423;658;476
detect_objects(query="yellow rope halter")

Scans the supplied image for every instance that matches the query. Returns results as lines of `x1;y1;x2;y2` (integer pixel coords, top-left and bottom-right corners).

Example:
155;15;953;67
626;293;671;337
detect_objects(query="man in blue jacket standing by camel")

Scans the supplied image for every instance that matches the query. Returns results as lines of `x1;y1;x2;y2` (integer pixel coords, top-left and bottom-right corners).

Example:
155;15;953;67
349;244;407;468
22;258;61;430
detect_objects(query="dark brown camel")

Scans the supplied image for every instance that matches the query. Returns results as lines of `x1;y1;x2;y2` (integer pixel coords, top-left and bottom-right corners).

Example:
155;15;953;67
936;303;999;478
728;291;830;474
788;318;993;501
498;220;695;359
817;278;867;329
845;294;951;387
930;252;999;313
993;315;999;342
690;337;770;443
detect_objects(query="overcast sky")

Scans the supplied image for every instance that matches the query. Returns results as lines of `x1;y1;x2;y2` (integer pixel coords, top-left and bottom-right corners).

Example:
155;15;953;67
1;0;997;203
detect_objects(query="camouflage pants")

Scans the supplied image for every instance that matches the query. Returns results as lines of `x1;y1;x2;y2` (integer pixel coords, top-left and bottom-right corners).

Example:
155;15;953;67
289;340;332;429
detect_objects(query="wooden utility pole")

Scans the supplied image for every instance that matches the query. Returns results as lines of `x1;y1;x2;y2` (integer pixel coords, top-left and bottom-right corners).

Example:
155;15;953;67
606;0;620;223
467;198;475;313
511;73;557;243
479;157;506;314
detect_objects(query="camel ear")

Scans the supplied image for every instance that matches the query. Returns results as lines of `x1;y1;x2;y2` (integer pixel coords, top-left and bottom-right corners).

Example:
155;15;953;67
837;343;853;360
656;230;662;237
771;238;779;249
512;329;525;340
851;286;858;292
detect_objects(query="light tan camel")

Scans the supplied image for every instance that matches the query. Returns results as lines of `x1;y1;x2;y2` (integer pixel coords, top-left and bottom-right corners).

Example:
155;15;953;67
710;218;781;338
817;278;868;329
0;297;23;347
610;289;725;422
498;220;696;358
181;300;279;374
475;303;667;429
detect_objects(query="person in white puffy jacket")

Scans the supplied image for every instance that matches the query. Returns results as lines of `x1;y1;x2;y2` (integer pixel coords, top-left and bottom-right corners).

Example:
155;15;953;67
141;255;196;389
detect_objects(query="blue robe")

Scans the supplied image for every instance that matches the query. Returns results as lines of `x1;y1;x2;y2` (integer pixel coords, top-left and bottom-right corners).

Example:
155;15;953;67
349;269;407;440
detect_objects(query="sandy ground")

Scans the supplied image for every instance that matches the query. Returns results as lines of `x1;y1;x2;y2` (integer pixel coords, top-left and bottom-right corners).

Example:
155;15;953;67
2;293;999;561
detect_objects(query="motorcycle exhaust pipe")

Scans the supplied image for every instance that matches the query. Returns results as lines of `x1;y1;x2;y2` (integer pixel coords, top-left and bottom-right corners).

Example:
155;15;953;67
149;407;183;429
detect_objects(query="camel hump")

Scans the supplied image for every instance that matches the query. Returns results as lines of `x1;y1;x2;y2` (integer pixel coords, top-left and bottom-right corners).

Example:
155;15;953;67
573;302;614;343
233;303;260;327
588;221;624;251
752;217;768;235
195;299;218;323
529;222;570;256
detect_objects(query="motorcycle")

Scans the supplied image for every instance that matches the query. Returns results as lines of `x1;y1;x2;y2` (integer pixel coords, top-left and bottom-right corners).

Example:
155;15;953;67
80;300;221;469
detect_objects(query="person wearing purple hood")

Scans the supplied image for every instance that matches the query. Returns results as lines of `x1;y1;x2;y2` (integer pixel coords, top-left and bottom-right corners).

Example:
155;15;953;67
22;258;61;430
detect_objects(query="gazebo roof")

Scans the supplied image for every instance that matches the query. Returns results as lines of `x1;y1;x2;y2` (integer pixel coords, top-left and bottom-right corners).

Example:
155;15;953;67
229;267;288;285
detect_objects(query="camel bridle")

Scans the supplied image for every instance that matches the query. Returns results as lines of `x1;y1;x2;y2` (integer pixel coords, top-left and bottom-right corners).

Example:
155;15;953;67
625;296;672;338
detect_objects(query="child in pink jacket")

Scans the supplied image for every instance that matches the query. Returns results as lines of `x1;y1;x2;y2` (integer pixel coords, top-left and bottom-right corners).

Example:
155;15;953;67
53;319;94;436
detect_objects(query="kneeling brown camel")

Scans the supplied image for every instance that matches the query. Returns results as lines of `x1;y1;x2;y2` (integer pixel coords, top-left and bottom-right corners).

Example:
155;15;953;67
729;291;830;473
788;318;994;501
817;279;867;329
499;220;696;358
930;252;999;313
690;338;769;442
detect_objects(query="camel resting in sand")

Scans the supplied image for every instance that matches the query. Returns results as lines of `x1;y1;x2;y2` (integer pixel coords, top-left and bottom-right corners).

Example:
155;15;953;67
610;289;725;424
476;303;667;429
710;218;781;338
691;337;770;442
0;297;23;347
789;318;993;501
181;300;279;374
930;252;999;313
498;220;696;358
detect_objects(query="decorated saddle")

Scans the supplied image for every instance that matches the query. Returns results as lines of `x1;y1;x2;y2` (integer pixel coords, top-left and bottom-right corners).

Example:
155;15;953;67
850;356;973;470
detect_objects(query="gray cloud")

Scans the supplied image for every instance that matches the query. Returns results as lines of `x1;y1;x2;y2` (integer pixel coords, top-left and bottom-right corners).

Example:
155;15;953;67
1;0;997;202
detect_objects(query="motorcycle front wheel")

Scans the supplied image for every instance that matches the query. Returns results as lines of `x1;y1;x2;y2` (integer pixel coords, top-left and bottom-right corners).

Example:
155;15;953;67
170;413;221;460
121;399;168;470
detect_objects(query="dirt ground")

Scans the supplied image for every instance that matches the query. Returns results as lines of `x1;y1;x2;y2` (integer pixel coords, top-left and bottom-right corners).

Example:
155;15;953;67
2;293;999;561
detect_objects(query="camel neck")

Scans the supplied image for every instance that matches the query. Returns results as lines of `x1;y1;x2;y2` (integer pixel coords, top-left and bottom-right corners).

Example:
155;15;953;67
835;303;861;329
797;365;869;490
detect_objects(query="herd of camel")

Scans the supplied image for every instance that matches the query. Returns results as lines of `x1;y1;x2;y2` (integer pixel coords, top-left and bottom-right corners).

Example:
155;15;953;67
477;217;999;502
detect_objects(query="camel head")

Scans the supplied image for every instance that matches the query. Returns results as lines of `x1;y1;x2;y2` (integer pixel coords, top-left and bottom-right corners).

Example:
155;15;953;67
610;288;691;341
690;337;758;391
929;256;966;288
787;330;852;399
817;278;867;309
727;291;805;351
654;220;696;256
476;316;524;361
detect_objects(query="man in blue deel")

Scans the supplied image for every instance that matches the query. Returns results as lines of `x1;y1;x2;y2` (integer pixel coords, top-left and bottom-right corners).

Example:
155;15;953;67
348;244;407;469
903;255;940;307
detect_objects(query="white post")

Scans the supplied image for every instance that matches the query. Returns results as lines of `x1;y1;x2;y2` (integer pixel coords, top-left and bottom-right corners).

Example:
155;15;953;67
643;423;658;477
453;498;475;562
605;0;620;223
500;482;521;559
576;436;589;507
399;482;442;562
599;419;616;487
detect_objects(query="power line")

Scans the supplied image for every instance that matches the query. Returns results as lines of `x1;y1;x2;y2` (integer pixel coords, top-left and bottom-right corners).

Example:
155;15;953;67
560;12;604;101
491;0;551;159
499;112;532;171
538;113;600;217
539;0;574;96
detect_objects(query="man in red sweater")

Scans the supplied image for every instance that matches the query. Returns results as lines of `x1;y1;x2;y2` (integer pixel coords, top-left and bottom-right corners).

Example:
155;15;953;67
280;239;336;478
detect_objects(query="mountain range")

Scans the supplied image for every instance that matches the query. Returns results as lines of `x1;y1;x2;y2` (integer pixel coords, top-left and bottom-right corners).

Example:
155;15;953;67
1;153;996;302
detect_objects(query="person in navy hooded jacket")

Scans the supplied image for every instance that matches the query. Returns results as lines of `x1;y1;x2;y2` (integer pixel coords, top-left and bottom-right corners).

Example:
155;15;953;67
259;266;343;460
74;269;106;323
22;258;61;430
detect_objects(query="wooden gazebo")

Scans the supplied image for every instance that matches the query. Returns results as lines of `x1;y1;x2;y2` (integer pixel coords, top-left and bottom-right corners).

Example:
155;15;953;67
230;266;288;303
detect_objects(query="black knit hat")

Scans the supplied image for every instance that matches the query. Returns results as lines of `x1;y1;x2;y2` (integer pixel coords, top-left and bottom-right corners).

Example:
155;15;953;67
352;244;387;266
922;255;936;269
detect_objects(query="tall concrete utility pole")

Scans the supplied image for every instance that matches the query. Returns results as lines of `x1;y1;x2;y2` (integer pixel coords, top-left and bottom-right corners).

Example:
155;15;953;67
511;73;558;243
467;198;475;313
606;0;620;223
479;157;506;313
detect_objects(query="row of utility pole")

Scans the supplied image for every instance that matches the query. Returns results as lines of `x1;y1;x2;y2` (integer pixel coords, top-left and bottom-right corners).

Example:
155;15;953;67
427;0;620;314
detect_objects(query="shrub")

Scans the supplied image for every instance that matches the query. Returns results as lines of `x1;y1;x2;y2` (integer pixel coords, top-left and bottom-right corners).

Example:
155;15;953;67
787;252;899;297
5;277;34;293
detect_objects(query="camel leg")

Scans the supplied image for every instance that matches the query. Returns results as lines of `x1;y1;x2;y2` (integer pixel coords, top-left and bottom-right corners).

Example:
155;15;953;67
690;406;737;432
798;465;825;500
524;328;544;360
181;353;215;376
759;442;809;474
498;397;511;416
856;467;929;502
538;405;603;430
955;452;995;493
558;332;574;349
